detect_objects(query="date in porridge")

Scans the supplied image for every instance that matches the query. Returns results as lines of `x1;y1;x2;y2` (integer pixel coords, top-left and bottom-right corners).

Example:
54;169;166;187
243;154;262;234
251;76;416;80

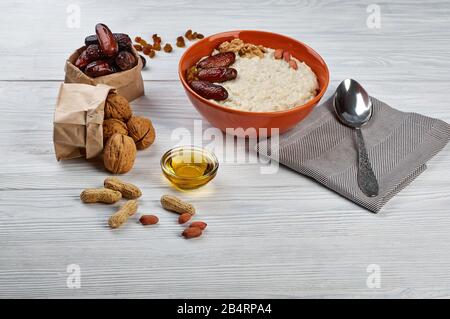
187;39;319;113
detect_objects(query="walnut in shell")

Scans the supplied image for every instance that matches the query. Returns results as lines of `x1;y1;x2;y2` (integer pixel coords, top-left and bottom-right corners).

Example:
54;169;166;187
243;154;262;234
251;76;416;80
103;134;137;174
104;93;132;121
103;119;128;142
127;116;156;150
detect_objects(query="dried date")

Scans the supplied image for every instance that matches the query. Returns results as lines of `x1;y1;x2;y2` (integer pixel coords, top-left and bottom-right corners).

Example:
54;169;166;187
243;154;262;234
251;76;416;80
115;51;137;71
95;23;118;57
190;80;228;101
140;55;147;68
197;52;235;69
114;33;132;51
197;67;237;83
75;44;103;69
85;60;116;78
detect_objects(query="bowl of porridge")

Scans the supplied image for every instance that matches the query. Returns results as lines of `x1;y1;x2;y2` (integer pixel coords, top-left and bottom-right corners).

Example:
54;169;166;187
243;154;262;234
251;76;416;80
179;30;329;137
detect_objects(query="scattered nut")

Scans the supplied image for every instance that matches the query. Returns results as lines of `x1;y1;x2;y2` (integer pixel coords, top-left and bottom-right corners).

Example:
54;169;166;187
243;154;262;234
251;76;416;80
182;227;202;239
103;134;137;174
161;195;195;215
133;44;143;51
218;39;245;53
196;33;204;39
178;213;192;224
104;176;142;199
108;200;138;228
127;116;156;150
190;221;207;230
186;66;198;83
274;48;284;59
239;43;266;58
103;118;128;142
104;93;132;122
289;59;298;70
80;188;122;204
139;215;159;225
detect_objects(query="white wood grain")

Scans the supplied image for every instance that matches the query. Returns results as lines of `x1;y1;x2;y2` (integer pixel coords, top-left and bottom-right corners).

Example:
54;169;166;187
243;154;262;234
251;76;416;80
0;0;450;298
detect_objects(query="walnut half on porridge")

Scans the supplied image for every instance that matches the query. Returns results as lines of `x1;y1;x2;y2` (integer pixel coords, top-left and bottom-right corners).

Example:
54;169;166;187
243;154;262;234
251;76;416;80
218;39;266;58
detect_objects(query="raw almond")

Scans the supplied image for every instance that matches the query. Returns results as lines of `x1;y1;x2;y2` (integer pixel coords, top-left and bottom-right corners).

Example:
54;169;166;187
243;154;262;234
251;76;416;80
178;213;192;224
139;215;159;225
182;227;202;239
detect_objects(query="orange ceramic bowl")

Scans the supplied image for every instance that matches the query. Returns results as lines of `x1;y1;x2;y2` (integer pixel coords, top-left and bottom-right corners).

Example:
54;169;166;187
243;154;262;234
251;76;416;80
179;30;329;137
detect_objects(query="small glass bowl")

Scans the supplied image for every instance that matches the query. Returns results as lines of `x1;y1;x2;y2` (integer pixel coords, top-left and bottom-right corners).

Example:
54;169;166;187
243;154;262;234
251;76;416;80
160;146;219;190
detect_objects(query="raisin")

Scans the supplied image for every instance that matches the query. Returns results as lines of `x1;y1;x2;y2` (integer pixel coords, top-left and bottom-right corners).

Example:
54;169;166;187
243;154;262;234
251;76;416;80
143;45;153;55
153;42;161;51
163;43;173;53
185;29;193;40
176;36;185;48
152;34;161;44
196;33;205;39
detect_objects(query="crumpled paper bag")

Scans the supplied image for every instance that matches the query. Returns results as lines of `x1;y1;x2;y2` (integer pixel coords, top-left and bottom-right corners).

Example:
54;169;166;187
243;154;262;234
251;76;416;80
53;83;114;160
64;47;144;102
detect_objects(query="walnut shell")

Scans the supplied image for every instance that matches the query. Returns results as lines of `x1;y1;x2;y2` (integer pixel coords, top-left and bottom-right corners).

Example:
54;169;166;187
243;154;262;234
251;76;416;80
104;93;132;121
127;116;156;150
103;119;128;142
103;134;136;174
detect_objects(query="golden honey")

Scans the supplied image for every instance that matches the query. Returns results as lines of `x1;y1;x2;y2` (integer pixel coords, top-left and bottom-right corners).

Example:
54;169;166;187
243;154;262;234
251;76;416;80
161;146;218;190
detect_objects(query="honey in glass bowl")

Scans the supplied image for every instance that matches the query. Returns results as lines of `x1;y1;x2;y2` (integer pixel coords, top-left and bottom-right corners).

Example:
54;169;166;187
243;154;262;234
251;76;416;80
160;146;219;190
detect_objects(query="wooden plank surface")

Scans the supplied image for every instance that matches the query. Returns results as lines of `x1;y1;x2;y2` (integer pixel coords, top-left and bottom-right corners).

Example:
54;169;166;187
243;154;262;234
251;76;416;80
0;0;450;298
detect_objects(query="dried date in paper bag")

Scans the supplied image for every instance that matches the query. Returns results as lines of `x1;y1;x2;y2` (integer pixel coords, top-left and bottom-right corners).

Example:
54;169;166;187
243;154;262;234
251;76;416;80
53;83;114;160
64;47;144;102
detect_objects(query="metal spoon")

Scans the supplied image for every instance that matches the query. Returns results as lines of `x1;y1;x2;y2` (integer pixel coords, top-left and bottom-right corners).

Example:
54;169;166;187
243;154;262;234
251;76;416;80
333;79;379;197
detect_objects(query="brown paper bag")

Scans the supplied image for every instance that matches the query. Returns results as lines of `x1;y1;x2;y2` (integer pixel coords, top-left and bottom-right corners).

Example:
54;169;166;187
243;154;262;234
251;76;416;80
53;83;114;160
64;47;144;102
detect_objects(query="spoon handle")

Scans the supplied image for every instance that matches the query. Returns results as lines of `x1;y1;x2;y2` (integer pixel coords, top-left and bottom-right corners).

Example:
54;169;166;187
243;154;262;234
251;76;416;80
355;128;379;197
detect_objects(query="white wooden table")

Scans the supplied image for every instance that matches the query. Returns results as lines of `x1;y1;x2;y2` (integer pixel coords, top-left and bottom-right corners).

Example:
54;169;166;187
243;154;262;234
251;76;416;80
1;0;449;298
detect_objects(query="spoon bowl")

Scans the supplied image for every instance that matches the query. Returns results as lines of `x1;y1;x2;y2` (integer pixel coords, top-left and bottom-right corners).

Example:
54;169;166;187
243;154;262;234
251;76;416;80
333;79;379;198
333;79;373;128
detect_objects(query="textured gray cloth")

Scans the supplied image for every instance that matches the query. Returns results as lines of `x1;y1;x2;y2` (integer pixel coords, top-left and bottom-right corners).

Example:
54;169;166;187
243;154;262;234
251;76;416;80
257;97;450;213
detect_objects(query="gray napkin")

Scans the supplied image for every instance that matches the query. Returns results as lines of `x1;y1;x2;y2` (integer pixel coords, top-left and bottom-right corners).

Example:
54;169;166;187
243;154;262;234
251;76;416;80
257;97;450;213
